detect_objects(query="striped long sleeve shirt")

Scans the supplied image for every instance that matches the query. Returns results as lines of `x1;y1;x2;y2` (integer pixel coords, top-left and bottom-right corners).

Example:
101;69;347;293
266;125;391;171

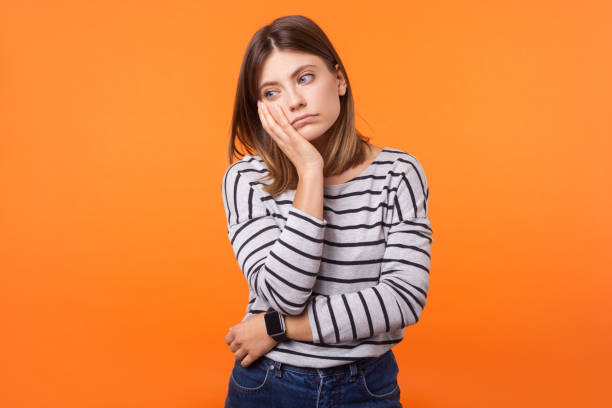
221;147;433;368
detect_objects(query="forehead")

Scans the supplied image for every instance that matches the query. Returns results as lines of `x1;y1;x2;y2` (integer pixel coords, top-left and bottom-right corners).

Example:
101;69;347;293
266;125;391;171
258;50;322;82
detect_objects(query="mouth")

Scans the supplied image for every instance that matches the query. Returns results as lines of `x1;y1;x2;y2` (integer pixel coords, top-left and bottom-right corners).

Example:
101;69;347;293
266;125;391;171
291;114;318;126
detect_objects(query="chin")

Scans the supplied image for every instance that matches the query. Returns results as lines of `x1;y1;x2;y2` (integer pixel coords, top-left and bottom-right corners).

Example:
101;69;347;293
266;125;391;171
299;122;331;141
297;125;320;139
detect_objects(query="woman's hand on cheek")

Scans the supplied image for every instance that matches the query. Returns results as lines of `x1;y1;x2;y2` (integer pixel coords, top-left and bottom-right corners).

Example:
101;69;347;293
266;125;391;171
257;99;324;174
224;312;279;368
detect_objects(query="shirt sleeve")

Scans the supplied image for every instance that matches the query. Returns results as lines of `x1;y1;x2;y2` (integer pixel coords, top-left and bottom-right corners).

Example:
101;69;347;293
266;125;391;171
306;159;433;344
222;163;328;316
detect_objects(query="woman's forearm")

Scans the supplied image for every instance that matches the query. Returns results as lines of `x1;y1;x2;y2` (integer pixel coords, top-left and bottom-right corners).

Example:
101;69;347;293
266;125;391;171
284;309;313;341
293;169;325;222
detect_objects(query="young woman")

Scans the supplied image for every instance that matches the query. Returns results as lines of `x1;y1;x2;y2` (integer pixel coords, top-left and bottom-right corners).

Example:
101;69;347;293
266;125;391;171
221;15;433;408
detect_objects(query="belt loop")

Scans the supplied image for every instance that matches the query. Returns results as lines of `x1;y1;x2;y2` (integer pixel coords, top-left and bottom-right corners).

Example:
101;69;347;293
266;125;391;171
348;362;358;382
274;360;282;377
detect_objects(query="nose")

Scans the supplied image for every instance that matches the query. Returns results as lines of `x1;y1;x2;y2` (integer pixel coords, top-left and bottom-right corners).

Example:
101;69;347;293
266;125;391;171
284;87;306;113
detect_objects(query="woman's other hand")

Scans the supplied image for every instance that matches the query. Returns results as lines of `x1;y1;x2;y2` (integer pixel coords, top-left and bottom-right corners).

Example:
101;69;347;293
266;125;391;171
224;312;278;368
257;100;324;175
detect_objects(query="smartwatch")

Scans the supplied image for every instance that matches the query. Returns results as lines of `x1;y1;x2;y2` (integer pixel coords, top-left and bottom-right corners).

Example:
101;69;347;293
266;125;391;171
264;310;289;342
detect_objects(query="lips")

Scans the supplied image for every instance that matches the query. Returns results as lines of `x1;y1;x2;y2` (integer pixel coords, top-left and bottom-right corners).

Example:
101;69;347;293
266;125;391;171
291;114;317;126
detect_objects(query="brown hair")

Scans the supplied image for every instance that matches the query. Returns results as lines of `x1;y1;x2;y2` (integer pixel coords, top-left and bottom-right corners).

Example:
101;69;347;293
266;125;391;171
227;15;371;196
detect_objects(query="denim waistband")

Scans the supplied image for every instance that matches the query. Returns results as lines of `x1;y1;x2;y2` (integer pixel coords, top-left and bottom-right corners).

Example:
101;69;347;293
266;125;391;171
257;349;392;378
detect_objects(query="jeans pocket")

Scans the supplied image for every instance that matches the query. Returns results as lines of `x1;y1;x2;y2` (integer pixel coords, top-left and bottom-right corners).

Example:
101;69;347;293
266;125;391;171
229;359;271;393
359;352;400;400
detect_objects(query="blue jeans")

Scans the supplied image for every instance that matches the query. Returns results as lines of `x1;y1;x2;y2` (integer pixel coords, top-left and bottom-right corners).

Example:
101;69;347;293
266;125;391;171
224;349;402;407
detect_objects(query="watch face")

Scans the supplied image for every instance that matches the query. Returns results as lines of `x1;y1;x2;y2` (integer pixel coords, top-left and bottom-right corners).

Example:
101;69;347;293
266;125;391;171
265;312;284;334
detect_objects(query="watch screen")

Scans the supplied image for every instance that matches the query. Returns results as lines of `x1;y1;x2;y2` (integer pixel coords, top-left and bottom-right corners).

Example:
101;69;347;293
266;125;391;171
265;312;283;333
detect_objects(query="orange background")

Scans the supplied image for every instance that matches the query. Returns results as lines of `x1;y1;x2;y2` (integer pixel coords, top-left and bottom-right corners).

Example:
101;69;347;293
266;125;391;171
1;1;611;407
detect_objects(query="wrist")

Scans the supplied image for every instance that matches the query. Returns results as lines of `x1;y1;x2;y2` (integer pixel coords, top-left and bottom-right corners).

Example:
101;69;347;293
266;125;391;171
297;167;323;180
284;315;296;340
284;311;313;342
264;310;289;342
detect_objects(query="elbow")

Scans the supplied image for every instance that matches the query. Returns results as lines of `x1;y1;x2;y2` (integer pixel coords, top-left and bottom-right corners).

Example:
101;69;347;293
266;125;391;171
280;294;311;316
409;301;427;326
284;306;307;316
261;282;311;316
266;303;306;316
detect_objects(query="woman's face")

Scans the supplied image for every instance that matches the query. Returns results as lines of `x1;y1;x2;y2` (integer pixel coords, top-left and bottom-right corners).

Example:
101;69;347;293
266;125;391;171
257;50;347;143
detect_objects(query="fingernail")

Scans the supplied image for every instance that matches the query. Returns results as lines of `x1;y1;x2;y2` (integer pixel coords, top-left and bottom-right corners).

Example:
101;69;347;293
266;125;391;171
274;103;280;111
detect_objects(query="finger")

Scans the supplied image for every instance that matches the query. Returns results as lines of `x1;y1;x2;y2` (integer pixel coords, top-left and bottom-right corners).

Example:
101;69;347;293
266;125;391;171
240;354;254;368
257;101;268;124
229;340;240;353
260;105;288;152
272;103;293;130
272;103;306;140
258;102;279;142
234;348;248;361
261;101;288;142
224;331;234;345
266;102;283;126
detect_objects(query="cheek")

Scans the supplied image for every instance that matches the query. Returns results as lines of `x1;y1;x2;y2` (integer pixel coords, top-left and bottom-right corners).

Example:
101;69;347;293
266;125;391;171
319;94;341;122
313;89;340;118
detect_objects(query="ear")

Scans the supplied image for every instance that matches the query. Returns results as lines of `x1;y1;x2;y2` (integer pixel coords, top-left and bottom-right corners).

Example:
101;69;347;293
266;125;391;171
335;64;347;96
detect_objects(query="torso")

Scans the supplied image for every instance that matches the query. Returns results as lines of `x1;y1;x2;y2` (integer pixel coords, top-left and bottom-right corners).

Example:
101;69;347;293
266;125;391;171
324;144;383;186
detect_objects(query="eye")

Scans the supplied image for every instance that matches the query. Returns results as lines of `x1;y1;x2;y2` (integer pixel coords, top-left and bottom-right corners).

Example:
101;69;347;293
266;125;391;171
299;73;314;83
263;90;276;99
262;73;314;99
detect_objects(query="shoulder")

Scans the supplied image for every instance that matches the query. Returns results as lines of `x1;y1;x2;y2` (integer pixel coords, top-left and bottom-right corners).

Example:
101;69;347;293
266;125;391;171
383;147;429;184
222;154;269;188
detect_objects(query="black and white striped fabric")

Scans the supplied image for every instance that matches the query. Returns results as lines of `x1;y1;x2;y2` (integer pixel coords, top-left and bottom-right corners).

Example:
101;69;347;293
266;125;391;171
221;147;433;368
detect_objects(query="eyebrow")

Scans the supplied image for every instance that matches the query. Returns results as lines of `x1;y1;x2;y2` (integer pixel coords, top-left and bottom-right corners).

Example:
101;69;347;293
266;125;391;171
258;64;318;92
